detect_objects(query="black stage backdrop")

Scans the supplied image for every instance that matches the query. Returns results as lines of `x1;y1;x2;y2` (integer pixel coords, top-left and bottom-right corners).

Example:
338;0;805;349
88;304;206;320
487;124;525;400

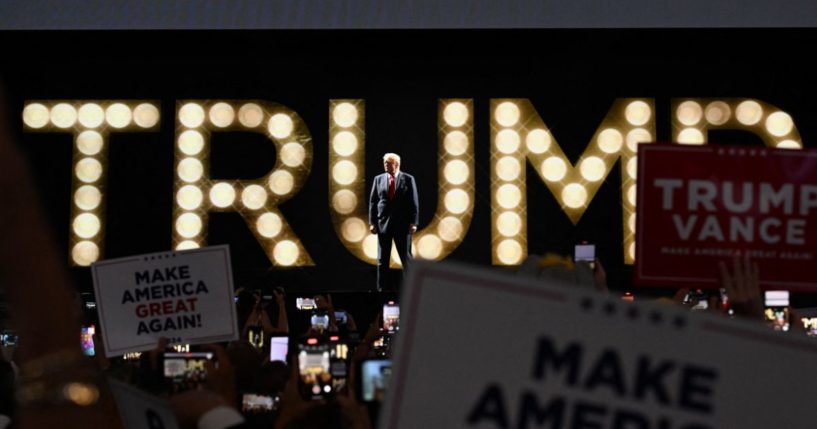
3;30;817;302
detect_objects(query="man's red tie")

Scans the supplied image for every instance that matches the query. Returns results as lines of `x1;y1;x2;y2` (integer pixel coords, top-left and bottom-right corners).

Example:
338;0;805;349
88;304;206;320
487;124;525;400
388;174;395;201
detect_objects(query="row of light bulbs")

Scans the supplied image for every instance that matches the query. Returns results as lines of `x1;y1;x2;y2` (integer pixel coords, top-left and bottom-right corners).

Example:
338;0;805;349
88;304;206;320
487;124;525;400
412;100;475;261
24;98;804;267
328;100;377;261
673;99;802;149
24;102;159;130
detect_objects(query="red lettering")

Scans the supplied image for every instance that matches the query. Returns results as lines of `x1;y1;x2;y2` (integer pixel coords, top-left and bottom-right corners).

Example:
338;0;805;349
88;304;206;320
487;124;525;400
149;302;161;316
134;299;199;317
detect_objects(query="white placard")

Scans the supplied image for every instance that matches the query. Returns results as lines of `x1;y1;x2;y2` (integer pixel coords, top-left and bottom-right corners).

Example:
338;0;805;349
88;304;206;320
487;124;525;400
109;379;180;429
92;245;238;357
381;261;817;429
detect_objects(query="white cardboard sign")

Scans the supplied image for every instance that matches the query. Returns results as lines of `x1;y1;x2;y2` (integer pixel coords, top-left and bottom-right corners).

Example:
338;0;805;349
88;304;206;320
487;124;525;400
92;245;238;357
381;261;817;429
109;379;180;429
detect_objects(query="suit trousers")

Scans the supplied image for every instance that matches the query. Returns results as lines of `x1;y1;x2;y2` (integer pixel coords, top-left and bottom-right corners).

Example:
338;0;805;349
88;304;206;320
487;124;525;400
377;229;413;291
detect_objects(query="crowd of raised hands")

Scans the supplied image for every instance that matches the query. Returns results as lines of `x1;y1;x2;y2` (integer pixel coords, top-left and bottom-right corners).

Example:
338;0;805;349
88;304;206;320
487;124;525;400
1;283;397;429
125;289;387;429
530;251;807;334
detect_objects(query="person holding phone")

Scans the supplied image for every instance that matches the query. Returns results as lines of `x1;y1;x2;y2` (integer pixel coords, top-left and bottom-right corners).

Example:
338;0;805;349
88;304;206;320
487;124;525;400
275;350;373;429
334;309;359;335
242;287;289;347
369;153;420;292
310;295;340;334
383;302;400;333
358;359;392;403
718;254;763;320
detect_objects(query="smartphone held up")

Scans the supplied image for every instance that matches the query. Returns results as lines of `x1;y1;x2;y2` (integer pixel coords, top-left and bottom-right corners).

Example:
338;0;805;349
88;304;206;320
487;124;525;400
357;358;392;403
574;242;595;269
764;290;790;332
297;336;334;400
383;301;400;333
80;325;96;356
163;351;215;393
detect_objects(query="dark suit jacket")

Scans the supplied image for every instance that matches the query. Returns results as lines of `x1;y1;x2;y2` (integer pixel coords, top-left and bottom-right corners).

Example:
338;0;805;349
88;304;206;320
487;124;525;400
369;172;419;234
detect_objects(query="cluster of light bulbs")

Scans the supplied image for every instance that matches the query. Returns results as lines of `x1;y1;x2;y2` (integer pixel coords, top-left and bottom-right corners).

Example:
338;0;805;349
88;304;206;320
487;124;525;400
490;99;656;265
172;101;314;266
328;100;375;262
23;98;805;268
414;100;475;261
673;99;802;149
328;100;475;266
23;101;160;266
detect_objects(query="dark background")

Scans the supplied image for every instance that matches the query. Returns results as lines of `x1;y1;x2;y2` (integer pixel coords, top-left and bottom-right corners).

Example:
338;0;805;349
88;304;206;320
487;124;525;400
3;30;816;310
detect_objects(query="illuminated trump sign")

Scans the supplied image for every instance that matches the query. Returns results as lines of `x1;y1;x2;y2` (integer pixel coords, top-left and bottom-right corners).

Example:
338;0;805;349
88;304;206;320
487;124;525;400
22;98;803;267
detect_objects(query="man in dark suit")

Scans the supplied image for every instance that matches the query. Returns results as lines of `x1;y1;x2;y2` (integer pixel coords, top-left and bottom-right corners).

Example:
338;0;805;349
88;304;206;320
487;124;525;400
369;153;419;292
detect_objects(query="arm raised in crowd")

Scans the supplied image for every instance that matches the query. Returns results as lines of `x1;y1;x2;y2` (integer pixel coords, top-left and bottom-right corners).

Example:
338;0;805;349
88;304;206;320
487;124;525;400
719;254;763;321
274;323;376;429
243;302;275;340
241;289;284;338
315;294;339;333
347;311;383;398
274;287;289;334
202;344;238;408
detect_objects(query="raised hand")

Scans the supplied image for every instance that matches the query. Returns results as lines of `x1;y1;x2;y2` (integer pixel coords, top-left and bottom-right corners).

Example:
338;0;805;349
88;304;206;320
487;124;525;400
718;254;763;320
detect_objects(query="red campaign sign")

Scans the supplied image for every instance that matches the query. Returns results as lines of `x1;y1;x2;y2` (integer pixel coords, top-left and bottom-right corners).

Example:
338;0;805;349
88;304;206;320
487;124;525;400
635;144;817;290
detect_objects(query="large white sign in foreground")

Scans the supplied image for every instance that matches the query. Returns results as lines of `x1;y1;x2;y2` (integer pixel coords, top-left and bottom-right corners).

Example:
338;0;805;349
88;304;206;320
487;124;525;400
381;261;817;428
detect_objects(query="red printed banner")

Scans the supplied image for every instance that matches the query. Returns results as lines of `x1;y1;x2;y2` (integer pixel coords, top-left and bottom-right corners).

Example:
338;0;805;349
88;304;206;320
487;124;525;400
635;145;817;290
